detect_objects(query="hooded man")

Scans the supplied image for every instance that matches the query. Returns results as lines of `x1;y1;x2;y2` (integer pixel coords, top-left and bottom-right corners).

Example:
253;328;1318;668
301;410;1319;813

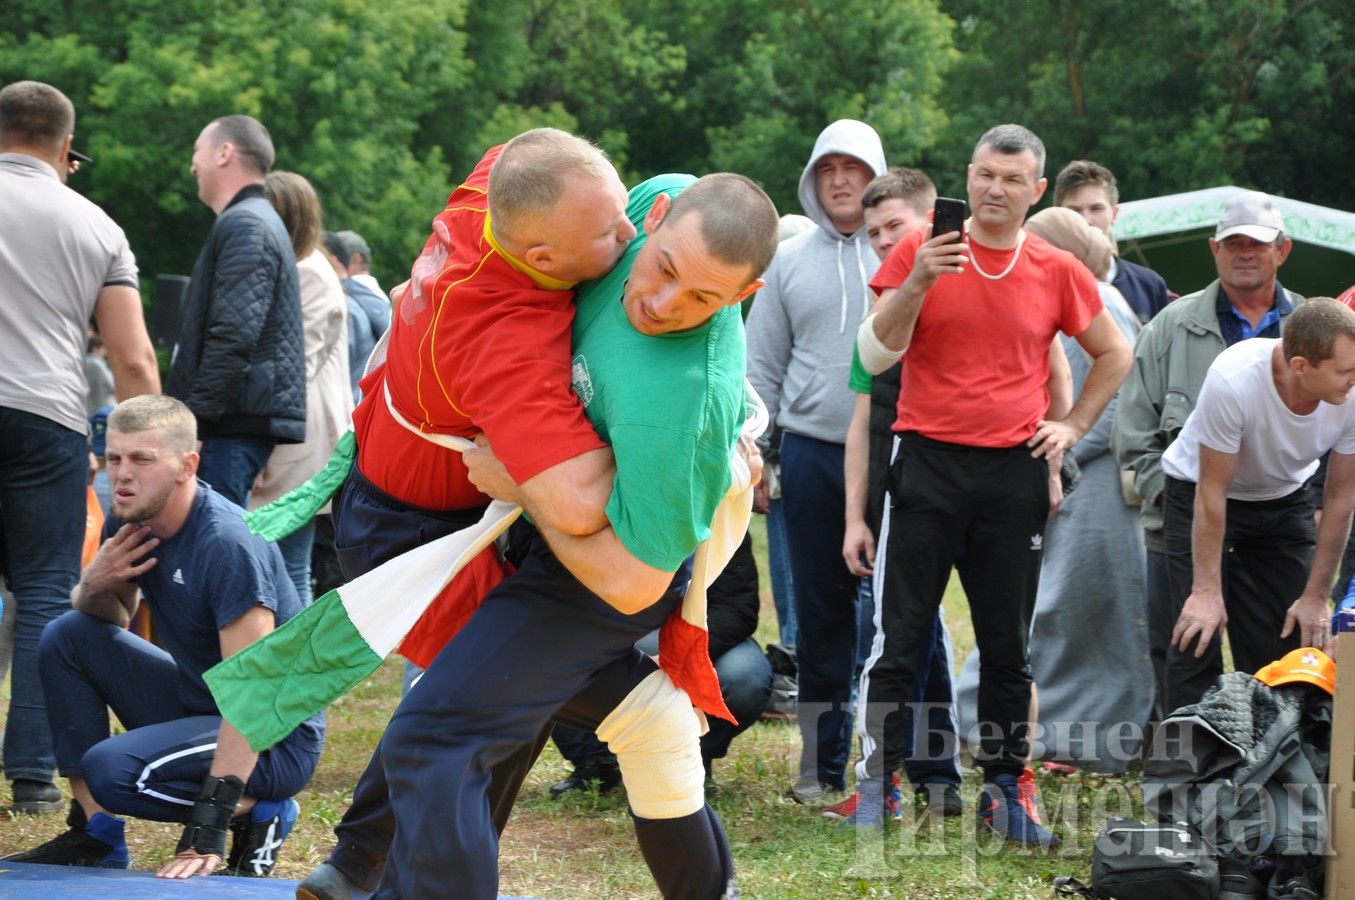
746;119;886;800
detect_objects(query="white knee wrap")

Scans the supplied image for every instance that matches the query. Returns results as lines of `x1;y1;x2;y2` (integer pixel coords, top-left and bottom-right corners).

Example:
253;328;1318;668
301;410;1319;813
595;670;707;819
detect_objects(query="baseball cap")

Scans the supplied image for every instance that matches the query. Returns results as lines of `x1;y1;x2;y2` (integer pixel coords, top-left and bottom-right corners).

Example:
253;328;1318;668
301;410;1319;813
322;230;350;261
336;229;371;259
1253;647;1335;695
1215;191;1285;243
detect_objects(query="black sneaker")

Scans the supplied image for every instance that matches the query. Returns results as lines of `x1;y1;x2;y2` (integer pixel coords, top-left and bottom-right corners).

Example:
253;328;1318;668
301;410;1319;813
917;783;963;817
296;861;374;900
9;779;63;814
1;822;129;868
222;798;298;877
549;765;622;800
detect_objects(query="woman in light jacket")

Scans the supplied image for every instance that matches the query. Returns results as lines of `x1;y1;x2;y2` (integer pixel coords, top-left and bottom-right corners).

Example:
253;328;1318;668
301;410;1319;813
254;171;354;605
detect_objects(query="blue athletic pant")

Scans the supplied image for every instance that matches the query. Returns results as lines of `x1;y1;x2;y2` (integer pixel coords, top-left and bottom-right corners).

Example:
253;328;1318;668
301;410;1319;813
329;467;732;899
38;610;319;821
779;432;858;790
373;531;727;899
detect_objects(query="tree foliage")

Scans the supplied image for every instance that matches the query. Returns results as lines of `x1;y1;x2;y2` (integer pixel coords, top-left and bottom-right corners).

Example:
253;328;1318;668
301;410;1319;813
2;0;1351;292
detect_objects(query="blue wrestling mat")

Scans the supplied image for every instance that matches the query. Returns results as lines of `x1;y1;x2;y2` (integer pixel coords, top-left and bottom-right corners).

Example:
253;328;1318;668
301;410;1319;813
0;862;539;898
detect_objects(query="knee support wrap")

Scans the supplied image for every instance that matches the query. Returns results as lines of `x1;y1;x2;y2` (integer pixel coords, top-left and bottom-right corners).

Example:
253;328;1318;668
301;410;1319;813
595;670;707;819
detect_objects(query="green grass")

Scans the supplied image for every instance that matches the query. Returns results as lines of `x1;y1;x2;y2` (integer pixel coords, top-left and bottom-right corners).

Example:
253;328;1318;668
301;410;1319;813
0;517;1133;897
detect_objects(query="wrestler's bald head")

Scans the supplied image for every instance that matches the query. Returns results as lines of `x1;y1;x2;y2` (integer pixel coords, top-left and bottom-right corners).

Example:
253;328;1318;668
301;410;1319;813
488;128;633;282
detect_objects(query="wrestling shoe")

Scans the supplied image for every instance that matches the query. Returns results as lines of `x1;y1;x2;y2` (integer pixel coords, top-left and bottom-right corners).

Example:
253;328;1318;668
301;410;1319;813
978;772;1058;849
296;861;375;900
224;797;299;877
9;778;64;813
821;772;902;821
1;810;130;868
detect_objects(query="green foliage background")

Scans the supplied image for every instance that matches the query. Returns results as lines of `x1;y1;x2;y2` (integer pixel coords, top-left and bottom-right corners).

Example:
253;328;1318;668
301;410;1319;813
4;0;1351;288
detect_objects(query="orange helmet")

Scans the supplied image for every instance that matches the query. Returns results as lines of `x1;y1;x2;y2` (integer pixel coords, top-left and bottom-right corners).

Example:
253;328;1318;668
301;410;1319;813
1254;647;1335;696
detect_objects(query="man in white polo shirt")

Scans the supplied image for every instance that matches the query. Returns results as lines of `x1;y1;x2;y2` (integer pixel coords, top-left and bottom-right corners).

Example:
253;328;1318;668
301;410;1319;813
1162;297;1355;710
0;80;159;813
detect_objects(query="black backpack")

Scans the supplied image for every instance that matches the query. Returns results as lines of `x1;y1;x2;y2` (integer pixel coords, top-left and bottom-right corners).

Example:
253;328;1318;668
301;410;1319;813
1054;817;1219;899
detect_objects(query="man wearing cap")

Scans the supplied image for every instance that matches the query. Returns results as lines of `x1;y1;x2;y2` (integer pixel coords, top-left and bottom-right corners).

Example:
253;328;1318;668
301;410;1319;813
1114;191;1302;715
1157;298;1355;710
336;229;382;298
0;80;160;813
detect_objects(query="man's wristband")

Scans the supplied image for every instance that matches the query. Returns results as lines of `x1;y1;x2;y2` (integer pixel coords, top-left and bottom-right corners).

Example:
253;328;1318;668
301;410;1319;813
175;774;245;858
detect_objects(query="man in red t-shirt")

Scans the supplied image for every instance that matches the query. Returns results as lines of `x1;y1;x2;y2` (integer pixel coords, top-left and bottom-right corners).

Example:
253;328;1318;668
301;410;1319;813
852;124;1131;846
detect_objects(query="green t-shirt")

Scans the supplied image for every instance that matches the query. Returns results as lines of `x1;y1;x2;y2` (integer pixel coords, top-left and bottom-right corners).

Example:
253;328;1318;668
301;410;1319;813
571;174;745;571
848;344;872;395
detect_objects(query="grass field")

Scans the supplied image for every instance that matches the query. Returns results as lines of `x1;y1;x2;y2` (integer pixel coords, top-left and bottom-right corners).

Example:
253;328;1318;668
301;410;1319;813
0;518;1140;898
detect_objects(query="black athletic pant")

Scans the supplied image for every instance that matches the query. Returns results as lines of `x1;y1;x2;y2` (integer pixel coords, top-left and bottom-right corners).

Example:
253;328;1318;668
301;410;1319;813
1162;476;1315;712
859;432;1048;782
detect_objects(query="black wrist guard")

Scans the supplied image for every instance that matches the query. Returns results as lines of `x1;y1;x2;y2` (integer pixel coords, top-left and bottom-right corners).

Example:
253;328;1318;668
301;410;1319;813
175;774;245;858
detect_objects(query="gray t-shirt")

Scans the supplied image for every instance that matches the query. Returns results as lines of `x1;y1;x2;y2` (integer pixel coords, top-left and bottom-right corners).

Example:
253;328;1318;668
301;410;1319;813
0;152;138;434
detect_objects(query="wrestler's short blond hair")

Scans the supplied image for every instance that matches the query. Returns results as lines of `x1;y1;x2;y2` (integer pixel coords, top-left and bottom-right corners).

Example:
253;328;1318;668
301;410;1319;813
108;395;197;455
487;128;615;244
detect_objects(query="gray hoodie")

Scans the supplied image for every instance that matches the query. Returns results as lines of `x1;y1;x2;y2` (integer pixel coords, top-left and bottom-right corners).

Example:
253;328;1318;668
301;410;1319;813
746;119;886;448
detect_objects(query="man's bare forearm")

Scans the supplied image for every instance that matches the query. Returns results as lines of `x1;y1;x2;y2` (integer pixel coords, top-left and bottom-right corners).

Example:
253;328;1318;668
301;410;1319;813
1190;484;1228;595
71;580;134;627
532;517;672;615
1309;455;1355;603
844;398;870;528
1062;347;1131;439
517;447;616;536
209;720;260;795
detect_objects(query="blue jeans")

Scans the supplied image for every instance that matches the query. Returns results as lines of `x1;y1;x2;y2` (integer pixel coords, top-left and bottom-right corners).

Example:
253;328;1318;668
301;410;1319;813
275;520;316;607
766;495;797;648
196;435;275;508
0;408;88;783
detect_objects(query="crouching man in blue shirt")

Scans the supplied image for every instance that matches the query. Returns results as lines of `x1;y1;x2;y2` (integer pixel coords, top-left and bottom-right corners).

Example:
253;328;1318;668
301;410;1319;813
3;394;324;878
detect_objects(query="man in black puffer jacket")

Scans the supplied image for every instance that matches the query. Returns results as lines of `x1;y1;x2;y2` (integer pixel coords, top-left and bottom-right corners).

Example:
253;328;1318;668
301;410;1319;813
167;114;303;507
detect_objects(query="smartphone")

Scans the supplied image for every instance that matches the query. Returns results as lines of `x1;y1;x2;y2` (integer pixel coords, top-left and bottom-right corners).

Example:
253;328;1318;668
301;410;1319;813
932;197;966;243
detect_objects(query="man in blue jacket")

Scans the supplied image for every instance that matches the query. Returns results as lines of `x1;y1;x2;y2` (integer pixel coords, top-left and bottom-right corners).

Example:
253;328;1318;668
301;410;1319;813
167;115;304;507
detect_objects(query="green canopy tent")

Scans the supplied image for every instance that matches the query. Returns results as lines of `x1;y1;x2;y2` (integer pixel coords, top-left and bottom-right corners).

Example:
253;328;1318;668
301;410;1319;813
1112;186;1355;299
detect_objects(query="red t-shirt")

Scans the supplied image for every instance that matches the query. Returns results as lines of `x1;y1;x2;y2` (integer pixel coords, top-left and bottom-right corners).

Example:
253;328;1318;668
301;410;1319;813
870;229;1102;446
352;145;606;510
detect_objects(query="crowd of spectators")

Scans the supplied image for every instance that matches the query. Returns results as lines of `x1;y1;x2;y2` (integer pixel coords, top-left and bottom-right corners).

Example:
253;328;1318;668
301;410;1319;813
4;75;1355;896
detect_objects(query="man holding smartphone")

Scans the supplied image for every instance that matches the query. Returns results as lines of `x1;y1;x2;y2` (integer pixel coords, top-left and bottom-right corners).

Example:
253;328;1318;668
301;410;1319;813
854;124;1131;847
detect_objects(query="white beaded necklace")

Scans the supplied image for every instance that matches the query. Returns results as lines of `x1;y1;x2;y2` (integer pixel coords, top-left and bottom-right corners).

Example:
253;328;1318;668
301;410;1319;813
967;229;1026;281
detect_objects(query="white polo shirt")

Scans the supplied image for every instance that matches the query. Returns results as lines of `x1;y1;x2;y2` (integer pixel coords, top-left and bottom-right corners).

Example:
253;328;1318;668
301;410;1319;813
0;152;138;434
1162;337;1355;500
